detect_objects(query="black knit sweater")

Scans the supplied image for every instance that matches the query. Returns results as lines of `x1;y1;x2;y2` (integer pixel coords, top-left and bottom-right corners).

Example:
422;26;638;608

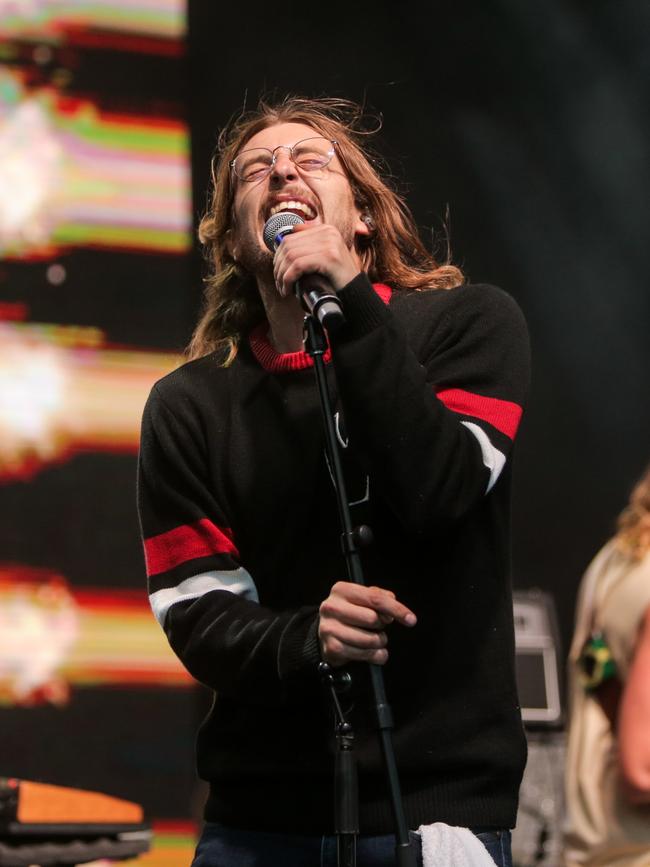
137;274;530;834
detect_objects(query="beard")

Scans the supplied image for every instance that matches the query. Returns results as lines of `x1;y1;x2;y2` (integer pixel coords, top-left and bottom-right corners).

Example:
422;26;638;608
231;223;276;289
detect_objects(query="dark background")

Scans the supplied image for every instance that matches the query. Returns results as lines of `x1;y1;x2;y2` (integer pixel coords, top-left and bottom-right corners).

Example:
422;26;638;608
1;0;647;833
187;0;650;658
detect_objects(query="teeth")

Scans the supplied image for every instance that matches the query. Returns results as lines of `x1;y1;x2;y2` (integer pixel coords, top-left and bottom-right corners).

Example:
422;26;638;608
269;200;316;219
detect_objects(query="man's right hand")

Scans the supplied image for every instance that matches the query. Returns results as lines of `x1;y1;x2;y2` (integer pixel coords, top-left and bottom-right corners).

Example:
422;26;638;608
318;581;417;667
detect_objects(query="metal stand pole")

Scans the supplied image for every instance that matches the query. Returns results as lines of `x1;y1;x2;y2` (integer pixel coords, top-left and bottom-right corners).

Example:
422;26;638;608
304;314;416;867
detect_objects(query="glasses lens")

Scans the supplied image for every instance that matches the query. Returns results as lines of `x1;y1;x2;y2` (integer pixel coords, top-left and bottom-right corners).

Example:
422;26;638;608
292;138;334;172
233;148;273;181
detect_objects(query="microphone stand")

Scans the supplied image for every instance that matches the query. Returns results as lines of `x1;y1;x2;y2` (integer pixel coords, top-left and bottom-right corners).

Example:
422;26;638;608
303;312;417;867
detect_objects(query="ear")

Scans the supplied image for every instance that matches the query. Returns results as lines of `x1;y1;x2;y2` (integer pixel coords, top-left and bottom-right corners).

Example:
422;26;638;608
354;209;374;239
355;208;375;238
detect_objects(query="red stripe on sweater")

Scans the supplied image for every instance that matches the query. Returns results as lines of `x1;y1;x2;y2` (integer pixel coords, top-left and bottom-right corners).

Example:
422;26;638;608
373;283;393;304
144;519;238;577
436;388;522;440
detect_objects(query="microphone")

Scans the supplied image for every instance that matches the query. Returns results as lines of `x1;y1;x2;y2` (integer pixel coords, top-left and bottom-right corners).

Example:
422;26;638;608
263;212;345;332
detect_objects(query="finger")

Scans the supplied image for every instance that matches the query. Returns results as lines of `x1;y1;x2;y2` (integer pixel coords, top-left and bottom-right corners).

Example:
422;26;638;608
273;250;322;297
366;586;417;627
277;252;329;283
319;594;390;630
330;582;417;628
330;580;395;604
319;621;388;651
321;636;389;667
273;228;346;269
288;221;313;234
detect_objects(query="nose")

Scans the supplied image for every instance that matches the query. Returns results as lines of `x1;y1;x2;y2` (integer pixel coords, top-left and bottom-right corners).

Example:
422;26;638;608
269;146;298;183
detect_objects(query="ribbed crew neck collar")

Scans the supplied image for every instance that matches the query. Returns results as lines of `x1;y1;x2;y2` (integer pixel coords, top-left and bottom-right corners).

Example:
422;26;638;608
249;283;392;373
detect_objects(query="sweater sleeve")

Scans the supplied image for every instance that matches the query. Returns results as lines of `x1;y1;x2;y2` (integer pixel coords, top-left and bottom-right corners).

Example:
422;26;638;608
332;275;530;532
137;382;322;698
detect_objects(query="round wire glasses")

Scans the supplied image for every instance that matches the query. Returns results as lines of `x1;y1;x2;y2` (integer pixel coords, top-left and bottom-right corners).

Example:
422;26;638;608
230;137;338;182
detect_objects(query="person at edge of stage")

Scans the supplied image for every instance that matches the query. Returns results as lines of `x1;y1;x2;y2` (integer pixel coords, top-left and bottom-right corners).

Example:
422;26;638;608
563;463;650;867
137;95;531;867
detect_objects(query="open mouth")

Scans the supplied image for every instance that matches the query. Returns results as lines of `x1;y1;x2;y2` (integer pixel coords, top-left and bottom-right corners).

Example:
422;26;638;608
267;199;317;221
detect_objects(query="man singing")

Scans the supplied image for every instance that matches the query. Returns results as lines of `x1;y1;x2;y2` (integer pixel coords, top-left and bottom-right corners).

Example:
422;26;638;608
137;96;530;866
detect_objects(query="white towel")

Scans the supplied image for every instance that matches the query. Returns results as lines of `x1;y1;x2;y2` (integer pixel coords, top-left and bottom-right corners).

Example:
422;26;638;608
417;822;497;866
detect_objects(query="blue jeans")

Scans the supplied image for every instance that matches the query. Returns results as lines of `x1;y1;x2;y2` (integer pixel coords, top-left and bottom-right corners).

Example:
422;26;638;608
191;822;512;866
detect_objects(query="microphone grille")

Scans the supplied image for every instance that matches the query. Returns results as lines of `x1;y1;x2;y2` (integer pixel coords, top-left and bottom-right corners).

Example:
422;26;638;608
263;211;305;252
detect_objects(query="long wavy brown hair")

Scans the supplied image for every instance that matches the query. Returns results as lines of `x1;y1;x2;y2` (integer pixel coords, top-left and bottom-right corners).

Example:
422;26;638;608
615;464;650;559
188;95;465;363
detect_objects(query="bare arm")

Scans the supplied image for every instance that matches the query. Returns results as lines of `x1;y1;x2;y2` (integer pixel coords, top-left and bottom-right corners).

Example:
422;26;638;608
618;604;650;802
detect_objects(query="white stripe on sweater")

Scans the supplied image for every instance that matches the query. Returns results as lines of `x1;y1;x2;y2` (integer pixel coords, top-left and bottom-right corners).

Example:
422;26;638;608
461;421;506;493
149;568;259;626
